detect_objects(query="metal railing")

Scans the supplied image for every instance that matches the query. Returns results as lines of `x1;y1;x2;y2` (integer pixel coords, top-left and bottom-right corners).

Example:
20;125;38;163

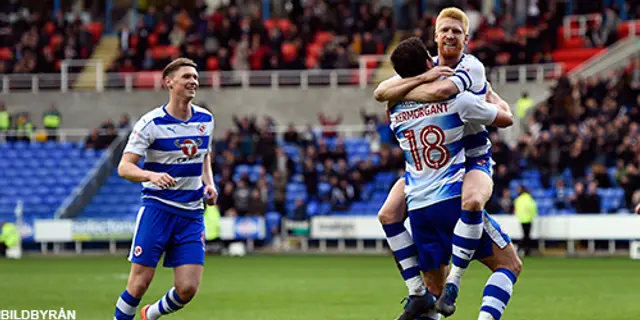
0;59;565;94
563;14;603;39
55;132;128;219
0;128;119;143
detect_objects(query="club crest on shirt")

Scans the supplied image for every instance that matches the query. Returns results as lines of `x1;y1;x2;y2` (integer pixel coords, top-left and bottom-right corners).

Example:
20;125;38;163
198;123;207;135
175;138;203;158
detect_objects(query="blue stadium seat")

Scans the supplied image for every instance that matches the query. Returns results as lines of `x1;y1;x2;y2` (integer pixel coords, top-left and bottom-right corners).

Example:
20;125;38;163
282;144;300;158
3;142;105;219
324;138;337;150
286;183;306;194
317;182;331;196
306;201;320;217
265;211;282;230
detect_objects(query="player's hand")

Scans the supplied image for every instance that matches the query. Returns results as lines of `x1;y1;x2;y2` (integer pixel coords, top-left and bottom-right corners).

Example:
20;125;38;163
147;172;177;189
420;66;455;82
204;184;218;205
635;203;640;214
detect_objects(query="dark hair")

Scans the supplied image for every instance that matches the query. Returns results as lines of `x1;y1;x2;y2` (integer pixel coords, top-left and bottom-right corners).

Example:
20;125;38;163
162;57;198;79
390;37;431;78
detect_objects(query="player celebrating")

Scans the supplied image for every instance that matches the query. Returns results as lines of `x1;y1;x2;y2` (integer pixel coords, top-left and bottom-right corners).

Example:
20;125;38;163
385;37;521;320
113;58;217;320
375;8;518;319
385;37;514;320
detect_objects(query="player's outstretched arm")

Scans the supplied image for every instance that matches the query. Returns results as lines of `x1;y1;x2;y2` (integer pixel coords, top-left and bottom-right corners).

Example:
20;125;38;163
374;67;454;102
118;153;176;188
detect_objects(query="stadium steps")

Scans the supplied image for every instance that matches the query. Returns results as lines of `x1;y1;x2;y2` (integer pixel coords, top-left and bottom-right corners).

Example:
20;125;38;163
73;35;120;90
372;33;403;85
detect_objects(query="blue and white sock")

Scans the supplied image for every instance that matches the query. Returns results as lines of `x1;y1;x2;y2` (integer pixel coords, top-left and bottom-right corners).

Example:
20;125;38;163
382;221;425;296
448;209;484;287
114;290;140;320
479;268;517;320
146;287;187;320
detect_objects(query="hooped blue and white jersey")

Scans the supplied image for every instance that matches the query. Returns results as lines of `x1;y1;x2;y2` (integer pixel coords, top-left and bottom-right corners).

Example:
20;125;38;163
434;54;492;160
389;92;497;211
124;105;215;217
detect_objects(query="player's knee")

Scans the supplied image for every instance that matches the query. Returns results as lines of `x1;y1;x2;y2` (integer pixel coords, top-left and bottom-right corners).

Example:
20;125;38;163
378;208;400;225
461;195;484;211
509;256;523;277
127;275;152;297
175;282;199;302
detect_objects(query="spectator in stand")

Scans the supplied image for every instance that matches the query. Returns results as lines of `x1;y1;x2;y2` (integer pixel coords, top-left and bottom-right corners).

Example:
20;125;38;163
118;113;131;130
553;179;571;210
273;170;287;214
84;128;100;149
274;147;295;179
42;104;61;141
329;175;349;211
619;163;640;209
571;181;601;213
283;123;299;145
498;188;514;214
0;103;11;134
247;189;267;216
233;180;251;216
291;199;307;221
493;164;513;198
218;182;235;216
318;112;342;138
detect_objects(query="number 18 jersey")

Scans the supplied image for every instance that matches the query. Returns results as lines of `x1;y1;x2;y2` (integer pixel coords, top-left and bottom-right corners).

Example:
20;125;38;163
389;92;498;211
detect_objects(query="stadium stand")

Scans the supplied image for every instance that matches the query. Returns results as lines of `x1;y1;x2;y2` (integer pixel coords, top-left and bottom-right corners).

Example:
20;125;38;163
109;0;637;75
0;141;105;221
75;57;640;221
109;1;391;73
1;0;639;225
0;2;103;74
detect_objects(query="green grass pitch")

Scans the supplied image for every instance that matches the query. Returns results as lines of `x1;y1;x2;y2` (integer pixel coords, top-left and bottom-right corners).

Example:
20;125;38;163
0;255;638;319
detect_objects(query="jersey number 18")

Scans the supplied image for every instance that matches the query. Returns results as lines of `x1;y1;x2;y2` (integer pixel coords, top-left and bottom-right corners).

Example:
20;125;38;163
403;125;449;170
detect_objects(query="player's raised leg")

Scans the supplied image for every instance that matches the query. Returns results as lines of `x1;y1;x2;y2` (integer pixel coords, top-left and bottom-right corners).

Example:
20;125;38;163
114;263;154;320
476;213;523;320
143;265;203;320
438;168;493;316
143;215;206;320
115;206;171;320
379;178;426;298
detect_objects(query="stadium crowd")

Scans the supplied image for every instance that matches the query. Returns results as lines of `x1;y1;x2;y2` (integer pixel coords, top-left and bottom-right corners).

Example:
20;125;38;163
109;0;638;73
0;2;102;74
110;0;393;73
3;51;639;220
211;110;400;219
486;56;640;214
1;0;636;75
203;52;640;219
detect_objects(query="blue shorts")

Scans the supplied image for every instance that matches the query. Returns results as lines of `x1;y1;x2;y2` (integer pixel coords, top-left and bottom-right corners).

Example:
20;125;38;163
465;155;494;177
408;197;510;271
128;206;205;268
